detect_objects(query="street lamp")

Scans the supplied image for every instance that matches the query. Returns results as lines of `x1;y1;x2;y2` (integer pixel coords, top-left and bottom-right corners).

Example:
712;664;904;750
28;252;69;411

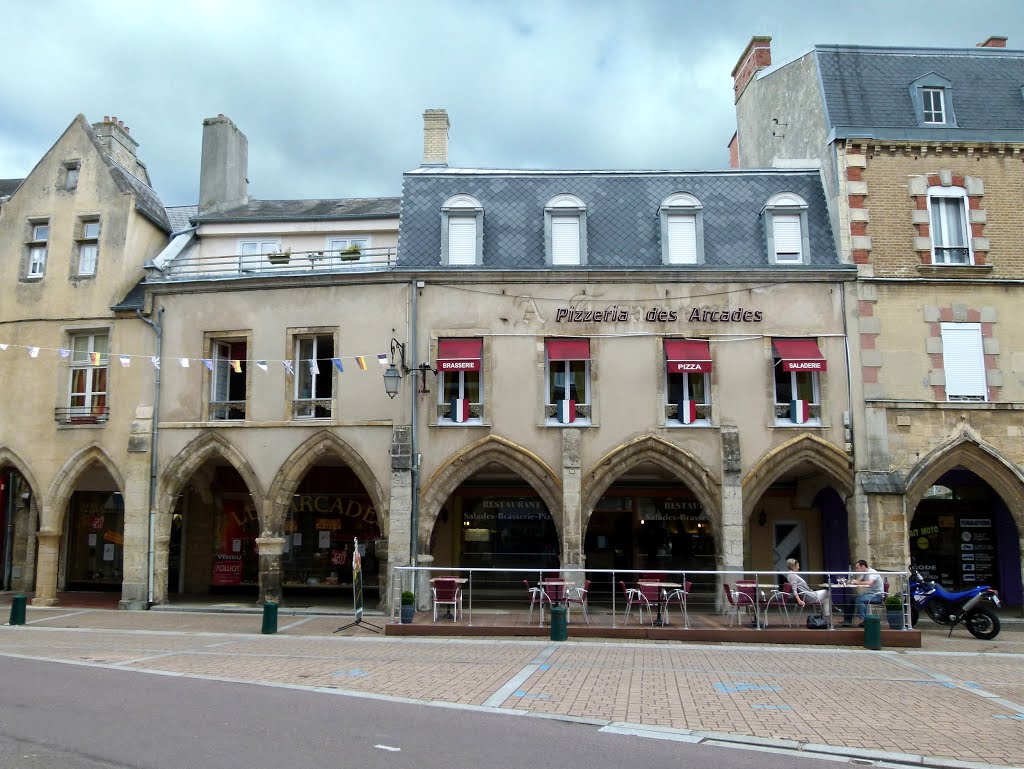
383;362;402;399
383;338;436;397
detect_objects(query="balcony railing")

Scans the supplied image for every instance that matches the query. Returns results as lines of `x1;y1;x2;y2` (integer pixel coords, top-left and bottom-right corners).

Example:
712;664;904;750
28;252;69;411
293;398;333;419
55;405;109;425
209;401;246;420
156;246;397;281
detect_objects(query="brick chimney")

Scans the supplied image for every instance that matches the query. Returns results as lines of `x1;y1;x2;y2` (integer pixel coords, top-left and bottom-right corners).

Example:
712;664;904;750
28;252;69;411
977;36;1007;48
727;132;739;169
731;36;772;103
199;114;249;215
91;115;146;177
422;108;450;167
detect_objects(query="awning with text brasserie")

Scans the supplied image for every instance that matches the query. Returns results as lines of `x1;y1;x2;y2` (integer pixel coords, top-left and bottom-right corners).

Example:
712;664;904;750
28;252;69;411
546;338;591;361
772;338;827;372
664;339;712;374
437;338;482;372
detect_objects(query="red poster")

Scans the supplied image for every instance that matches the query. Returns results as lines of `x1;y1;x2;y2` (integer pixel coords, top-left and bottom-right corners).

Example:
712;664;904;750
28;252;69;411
211;553;243;585
91;515;105;531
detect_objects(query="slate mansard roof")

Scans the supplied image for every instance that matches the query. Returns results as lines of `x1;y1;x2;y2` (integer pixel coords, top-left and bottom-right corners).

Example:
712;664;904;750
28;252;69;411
193;197;401;224
813;44;1024;141
397;169;843;271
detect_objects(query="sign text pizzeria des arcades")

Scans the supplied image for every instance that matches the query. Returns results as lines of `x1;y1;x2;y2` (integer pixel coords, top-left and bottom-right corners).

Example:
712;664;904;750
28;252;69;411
553;305;764;324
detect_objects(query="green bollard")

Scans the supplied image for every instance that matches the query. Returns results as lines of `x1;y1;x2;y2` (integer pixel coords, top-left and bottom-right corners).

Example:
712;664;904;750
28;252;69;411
9;594;27;626
261;601;278;635
549;604;568;642
863;614;881;650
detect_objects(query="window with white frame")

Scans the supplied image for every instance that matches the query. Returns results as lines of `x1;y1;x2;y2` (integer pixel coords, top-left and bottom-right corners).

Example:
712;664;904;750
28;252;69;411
928;187;972;264
67;332;109;423
763;193;809;264
664;339;712;424
922;88;945;124
327;235;370;261
27;221;49;277
440;194;483;265
210;339;247;420
659;193;704;265
294;334;334;419
771;338;826;425
545;194;587;266
76;219;100;276
437;338;483;424
545;338;591;424
239;239;281;270
941;322;987;402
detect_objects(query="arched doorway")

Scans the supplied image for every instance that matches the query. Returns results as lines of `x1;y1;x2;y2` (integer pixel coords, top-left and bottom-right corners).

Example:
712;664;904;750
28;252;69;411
0;455;37;592
909;469;1022;607
61;464;124;592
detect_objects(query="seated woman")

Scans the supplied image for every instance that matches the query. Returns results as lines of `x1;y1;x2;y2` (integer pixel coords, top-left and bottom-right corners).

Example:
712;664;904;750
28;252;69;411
785;558;831;615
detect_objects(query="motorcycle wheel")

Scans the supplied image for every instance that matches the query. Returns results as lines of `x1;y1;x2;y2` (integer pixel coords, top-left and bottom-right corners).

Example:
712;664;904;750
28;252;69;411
910;603;919;627
965;608;1000;640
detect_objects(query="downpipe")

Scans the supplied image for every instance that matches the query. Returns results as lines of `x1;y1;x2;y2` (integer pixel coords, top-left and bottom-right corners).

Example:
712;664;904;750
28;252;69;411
136;305;164;608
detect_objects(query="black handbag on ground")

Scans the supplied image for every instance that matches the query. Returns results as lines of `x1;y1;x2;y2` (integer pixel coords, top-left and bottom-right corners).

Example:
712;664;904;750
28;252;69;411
806;614;828;629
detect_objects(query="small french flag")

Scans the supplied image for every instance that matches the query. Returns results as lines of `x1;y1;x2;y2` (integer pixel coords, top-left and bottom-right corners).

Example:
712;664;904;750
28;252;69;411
556;399;576;424
450;398;470;423
678;400;697;425
790;399;810;424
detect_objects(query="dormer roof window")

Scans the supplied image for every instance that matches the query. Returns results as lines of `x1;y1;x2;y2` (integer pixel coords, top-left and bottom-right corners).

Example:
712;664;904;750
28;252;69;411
910;73;957;128
544;194;587;266
441;194;483;266
659;193;704;265
762;192;809;265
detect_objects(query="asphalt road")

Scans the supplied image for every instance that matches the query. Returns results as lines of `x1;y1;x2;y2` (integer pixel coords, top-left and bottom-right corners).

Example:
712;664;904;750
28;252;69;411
0;657;852;769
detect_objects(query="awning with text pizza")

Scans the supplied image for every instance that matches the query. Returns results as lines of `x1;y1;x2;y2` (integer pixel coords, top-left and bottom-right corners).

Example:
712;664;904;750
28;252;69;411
664;339;712;374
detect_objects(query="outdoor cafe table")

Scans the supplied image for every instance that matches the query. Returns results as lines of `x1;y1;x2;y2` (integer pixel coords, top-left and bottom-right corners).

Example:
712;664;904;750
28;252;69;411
735;583;787;628
637;581;682;626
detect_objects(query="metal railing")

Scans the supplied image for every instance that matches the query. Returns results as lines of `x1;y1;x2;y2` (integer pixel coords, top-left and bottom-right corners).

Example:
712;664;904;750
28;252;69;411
159;246;397;280
390;565;912;631
54;405;110;424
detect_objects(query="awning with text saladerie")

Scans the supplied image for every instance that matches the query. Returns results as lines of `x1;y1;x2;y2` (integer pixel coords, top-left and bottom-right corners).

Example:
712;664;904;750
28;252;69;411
546;338;590;361
437;338;482;372
772;338;827;372
664;339;712;374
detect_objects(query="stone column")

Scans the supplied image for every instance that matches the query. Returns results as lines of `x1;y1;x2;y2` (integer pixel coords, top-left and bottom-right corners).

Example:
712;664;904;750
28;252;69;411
718;426;744;612
32;530;61;606
255;536;285;604
866;492;909;573
386;426;413;613
118;473;151;610
374;538;389;610
560;429;583;571
415;553;434;611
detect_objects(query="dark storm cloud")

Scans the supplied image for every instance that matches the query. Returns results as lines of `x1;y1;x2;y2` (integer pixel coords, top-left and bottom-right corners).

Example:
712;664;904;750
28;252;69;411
2;0;1022;205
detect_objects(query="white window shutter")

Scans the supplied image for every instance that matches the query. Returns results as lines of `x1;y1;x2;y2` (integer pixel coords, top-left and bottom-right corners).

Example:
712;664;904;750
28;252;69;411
773;214;802;260
448;216;477;265
941;323;987;400
551;216;580;265
667;215;697;264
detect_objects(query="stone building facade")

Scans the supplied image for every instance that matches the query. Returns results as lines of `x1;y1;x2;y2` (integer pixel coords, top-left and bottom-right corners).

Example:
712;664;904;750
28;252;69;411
733;35;1024;606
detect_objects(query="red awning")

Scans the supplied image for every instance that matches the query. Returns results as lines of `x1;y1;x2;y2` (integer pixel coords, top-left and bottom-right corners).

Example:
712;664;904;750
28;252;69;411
664;339;712;374
437;338;482;372
546;338;590;361
773;338;827;372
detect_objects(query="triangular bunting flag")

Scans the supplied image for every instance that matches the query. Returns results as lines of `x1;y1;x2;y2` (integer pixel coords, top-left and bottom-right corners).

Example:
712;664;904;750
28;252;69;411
0;344;7;351
331;358;344;373
179;357;190;368
150;356;161;370
355;356;367;371
283;360;294;375
202;359;214;371
28;347;39;358
59;348;71;359
256;360;268;372
308;358;319;375
119;356;131;368
230;359;242;374
376;353;388;368
89;351;103;366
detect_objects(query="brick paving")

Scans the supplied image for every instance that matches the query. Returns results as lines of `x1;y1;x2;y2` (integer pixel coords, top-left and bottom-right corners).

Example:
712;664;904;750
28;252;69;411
2;607;1022;766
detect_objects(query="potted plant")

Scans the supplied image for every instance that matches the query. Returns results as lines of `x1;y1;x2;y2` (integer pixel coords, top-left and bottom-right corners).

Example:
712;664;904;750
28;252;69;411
884;593;904;629
340;243;362;261
400;590;415;624
268;247;291;266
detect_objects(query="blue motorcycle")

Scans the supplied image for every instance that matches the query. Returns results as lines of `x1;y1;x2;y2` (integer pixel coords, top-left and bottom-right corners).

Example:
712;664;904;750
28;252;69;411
909;567;1001;639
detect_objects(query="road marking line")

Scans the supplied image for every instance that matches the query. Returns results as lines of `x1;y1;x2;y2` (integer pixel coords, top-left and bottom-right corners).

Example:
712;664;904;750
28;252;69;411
886;652;1024;715
278;617;316;632
25;610;92;625
481;643;558;708
374;745;400;752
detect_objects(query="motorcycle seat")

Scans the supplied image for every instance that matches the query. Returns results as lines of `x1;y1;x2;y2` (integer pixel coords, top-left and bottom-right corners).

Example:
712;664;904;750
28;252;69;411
936;586;990;601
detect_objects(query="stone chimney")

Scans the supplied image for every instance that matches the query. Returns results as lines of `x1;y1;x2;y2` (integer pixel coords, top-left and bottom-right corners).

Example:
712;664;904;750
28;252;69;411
199;114;249;215
731;36;772;103
977;36;1007;48
422;108;450;167
92;115;146;177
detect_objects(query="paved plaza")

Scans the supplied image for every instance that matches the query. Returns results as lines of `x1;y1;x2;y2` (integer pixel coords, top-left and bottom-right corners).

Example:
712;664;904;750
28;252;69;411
1;606;1022;767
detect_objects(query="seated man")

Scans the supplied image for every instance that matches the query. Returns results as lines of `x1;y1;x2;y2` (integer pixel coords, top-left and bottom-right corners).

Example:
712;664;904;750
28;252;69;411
841;559;884;627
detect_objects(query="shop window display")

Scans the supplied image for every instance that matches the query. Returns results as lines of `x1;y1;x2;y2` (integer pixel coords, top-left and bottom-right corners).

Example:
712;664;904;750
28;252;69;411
66;491;124;589
282;493;381;589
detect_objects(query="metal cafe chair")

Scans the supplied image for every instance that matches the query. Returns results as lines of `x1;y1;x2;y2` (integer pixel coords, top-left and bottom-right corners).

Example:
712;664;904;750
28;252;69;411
619;580;647;625
723;582;757;627
431;577;463;623
566;579;591;625
522;579;544;626
664;580;692;629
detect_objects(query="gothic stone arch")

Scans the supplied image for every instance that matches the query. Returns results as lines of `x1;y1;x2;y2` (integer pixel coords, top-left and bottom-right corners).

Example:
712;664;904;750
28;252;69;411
43;443;125;532
742;434;853;521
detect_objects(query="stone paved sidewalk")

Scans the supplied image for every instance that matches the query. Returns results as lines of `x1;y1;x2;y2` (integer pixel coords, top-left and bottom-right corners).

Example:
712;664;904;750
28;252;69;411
1;607;1022;767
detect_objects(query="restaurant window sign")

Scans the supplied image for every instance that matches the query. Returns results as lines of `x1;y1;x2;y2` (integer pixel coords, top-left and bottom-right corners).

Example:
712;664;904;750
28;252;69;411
211;496;259;587
67;491;124;588
282;494;381;588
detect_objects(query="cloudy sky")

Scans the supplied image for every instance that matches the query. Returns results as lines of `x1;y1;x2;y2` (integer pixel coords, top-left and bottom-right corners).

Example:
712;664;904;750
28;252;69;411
3;1;1023;206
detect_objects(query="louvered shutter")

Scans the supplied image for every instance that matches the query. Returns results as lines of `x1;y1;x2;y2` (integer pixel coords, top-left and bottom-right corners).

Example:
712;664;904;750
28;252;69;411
667;215;697;264
941;323;987;400
551;216;581;265
773;214;803;261
448;216;477;265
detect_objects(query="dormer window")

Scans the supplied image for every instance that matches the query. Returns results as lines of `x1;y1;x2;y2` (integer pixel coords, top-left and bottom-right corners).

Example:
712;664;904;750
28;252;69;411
544;194;587;266
763;192;809;265
659;193;704;265
441;194;483;266
910;73;956;127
